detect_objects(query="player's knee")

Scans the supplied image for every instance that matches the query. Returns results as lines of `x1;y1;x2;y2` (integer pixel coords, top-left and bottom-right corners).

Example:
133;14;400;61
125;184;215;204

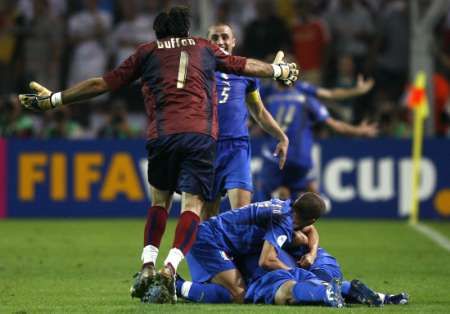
274;280;296;305
181;192;204;216
228;189;251;209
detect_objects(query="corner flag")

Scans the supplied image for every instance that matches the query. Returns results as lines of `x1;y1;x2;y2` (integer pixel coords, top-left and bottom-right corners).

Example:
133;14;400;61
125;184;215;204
407;71;428;225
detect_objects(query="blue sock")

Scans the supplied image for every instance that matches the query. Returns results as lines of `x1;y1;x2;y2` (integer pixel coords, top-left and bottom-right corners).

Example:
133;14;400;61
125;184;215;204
176;279;232;303
341;281;351;296
292;279;329;304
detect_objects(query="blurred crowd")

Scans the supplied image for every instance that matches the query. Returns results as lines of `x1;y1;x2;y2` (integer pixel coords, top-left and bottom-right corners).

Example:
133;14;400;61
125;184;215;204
1;0;450;139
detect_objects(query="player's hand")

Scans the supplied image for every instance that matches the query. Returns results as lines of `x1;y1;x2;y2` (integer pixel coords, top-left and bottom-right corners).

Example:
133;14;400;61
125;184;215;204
19;81;55;111
271;51;299;86
273;138;289;169
355;74;374;95
358;120;378;137
297;252;316;269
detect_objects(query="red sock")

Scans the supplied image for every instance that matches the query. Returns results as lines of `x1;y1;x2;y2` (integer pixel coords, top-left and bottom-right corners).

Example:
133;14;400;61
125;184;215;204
144;206;168;247
172;211;200;255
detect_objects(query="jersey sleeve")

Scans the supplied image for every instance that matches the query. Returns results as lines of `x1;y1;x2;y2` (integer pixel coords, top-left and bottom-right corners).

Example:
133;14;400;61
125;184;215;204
307;96;330;123
295;81;318;97
245;77;260;94
103;44;149;91
209;43;247;75
263;200;293;252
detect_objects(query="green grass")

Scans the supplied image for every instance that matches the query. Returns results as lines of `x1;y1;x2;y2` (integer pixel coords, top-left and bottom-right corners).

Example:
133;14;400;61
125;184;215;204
1;219;449;313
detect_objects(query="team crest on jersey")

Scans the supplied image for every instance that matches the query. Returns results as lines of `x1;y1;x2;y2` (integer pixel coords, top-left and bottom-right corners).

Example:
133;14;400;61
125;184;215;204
277;235;288;247
220;251;233;261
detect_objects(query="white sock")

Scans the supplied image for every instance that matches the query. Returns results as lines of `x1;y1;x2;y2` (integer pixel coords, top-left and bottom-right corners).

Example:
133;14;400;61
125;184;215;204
181;281;193;298
164;248;184;271
377;292;386;303
141;245;158;265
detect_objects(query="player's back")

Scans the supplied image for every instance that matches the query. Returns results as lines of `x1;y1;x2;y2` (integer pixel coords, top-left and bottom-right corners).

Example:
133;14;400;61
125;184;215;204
206;199;292;256
260;83;329;167
103;36;246;140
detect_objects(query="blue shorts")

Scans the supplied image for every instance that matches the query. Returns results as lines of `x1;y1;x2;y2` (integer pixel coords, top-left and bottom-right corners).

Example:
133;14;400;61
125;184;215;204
211;138;253;199
146;133;216;201
186;222;235;282
260;158;314;198
245;268;317;304
309;248;343;282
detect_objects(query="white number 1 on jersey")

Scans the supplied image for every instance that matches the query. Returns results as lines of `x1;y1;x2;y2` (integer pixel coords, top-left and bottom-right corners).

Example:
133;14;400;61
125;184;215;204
177;51;189;89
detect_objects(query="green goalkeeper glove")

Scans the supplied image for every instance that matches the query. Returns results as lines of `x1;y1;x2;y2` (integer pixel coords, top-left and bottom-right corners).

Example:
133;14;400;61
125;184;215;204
271;51;299;86
19;81;63;111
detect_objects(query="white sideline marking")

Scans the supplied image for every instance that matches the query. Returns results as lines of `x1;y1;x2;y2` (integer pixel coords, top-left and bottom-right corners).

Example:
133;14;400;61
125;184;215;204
411;223;450;252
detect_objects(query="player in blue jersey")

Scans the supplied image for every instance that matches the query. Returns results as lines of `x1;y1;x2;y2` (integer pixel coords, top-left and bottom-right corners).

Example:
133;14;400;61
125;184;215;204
259;80;378;202
174;226;408;307
203;24;289;219
283;236;409;307
161;192;326;304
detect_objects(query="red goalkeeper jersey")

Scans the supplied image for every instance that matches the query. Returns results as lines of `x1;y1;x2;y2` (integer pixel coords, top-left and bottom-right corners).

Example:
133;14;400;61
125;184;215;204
103;36;247;140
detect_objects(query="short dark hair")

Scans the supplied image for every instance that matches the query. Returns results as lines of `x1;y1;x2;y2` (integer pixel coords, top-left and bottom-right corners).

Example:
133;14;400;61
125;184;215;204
292;192;326;221
153;6;191;39
207;23;236;40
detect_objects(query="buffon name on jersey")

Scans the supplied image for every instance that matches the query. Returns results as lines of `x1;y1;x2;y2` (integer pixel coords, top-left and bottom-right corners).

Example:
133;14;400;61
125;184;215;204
156;37;196;49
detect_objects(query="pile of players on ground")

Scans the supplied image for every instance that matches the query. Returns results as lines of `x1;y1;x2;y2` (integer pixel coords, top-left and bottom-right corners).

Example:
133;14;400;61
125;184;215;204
132;194;409;308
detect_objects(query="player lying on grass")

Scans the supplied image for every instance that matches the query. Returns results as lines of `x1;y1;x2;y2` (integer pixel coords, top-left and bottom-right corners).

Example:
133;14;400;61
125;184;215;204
18;5;299;304
175;228;409;307
141;192;324;303
283;234;409;306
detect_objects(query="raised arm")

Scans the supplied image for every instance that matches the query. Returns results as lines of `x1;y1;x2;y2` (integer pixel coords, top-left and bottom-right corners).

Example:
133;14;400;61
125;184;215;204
297;225;319;268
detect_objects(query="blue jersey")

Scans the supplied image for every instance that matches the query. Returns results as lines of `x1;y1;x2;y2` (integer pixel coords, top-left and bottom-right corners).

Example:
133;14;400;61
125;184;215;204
295;81;319;97
260;82;329;168
206;198;293;256
216;72;259;140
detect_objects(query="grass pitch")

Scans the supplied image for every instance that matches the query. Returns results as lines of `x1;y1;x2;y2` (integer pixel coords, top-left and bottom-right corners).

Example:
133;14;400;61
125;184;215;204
1;219;449;313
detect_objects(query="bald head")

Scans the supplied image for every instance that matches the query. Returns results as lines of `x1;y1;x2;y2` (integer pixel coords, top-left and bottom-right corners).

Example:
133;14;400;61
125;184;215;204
208;24;236;54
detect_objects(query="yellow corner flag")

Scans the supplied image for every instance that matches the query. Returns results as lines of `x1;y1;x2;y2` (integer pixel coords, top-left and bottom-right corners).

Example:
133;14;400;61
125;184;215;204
407;71;428;225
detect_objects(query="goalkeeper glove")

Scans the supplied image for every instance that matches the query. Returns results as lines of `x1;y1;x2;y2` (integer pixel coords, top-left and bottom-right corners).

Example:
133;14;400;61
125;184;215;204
271;51;299;86
18;81;63;111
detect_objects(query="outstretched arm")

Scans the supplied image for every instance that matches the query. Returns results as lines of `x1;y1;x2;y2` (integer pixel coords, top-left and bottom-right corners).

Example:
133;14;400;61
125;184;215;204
242;51;298;86
61;77;110;104
316;75;374;100
246;90;289;169
19;78;110;111
326;118;378;137
242;59;275;77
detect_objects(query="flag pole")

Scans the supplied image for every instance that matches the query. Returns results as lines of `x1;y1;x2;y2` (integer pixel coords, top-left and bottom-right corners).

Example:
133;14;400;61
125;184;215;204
409;71;428;225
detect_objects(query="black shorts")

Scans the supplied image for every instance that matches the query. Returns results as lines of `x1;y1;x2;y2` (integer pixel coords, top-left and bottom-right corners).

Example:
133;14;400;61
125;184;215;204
146;133;216;201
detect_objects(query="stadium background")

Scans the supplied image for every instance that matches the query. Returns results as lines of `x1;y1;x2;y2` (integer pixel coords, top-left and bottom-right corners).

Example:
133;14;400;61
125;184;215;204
0;0;449;220
1;0;450;312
